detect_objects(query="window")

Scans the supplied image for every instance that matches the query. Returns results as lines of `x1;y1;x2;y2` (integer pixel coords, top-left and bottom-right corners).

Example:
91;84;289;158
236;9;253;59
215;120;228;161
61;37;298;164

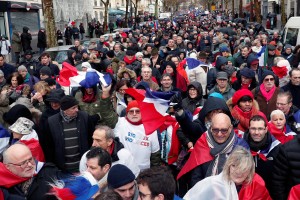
100;1;103;7
100;11;103;20
121;0;124;6
285;28;299;46
95;11;99;20
94;0;97;6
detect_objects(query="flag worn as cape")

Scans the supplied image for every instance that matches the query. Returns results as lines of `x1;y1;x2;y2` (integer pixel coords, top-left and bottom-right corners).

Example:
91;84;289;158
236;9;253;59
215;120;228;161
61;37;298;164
239;173;272;200
0;162;30;188
177;133;213;179
20;139;45;162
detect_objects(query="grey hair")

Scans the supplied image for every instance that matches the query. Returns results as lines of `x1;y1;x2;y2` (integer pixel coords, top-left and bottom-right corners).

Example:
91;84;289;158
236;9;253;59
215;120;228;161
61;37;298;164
142;58;151;66
95;125;114;140
135;52;143;58
270;109;285;120
222;146;255;185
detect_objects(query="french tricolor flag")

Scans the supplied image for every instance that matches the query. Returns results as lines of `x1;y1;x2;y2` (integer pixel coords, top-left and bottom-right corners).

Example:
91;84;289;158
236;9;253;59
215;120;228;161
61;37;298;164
154;20;159;30
125;88;176;135
0;126;10;153
172;20;177;28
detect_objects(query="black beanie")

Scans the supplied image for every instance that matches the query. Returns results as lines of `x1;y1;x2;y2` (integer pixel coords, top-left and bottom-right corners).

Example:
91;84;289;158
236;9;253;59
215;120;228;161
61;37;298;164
3;105;32;125
60;95;79;111
107;164;135;189
40;66;52;77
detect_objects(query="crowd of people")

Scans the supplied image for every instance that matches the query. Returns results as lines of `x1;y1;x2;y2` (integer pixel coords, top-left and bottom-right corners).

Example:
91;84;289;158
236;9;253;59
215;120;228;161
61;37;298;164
0;12;300;200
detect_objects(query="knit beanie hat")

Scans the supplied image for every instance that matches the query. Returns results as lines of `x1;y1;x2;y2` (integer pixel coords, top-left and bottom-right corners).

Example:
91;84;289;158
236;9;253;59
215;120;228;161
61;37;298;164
107;164;135;189
126;100;139;113
40;66;52;77
106;50;115;58
240;68;255;78
260;70;276;84
232;89;254;106
60;95;79;111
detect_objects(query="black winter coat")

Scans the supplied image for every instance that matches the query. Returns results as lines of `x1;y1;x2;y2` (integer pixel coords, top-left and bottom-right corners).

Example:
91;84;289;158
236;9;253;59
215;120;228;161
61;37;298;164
21;27;32;51
37;30;47;48
45;111;97;171
272;135;300;200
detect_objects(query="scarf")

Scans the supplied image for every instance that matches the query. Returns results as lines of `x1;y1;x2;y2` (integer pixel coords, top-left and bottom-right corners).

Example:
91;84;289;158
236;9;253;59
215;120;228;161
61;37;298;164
82;90;96;103
245;130;270;152
267;122;294;144
231;105;260;132
60;109;77;123
124;56;136;65
272;66;288;78
0;162;31;188
24;73;30;83
206;129;236;176
259;84;276;101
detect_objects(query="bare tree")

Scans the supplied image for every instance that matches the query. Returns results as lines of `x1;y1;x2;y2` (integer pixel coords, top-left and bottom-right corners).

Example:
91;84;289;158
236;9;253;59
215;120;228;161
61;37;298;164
100;0;110;31
125;0;129;26
239;0;243;17
281;0;286;26
42;0;56;47
254;0;262;23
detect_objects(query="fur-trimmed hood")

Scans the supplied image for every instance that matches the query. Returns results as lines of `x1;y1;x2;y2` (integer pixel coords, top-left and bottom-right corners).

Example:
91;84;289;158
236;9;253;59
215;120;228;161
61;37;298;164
117;68;137;80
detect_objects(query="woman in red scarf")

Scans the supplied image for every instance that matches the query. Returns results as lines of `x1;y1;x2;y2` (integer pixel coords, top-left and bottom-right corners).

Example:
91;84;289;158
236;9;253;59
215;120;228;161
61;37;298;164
228;89;263;132
268;109;295;144
164;61;187;92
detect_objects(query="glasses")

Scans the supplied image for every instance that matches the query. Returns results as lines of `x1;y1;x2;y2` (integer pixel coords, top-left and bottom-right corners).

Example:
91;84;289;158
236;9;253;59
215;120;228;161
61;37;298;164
7;157;34;168
211;126;231;134
264;78;274;82
128;109;140;115
249;127;265;132
138;191;152;199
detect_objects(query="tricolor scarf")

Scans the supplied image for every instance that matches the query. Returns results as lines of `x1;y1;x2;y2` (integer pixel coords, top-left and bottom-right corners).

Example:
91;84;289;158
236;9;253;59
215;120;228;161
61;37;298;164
259;84;276;101
124;56;136;65
268;122;294;144
206;129;236;176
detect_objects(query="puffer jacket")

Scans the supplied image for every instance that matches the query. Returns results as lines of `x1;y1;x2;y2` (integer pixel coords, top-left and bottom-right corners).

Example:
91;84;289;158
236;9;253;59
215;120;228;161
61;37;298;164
271;135;300;200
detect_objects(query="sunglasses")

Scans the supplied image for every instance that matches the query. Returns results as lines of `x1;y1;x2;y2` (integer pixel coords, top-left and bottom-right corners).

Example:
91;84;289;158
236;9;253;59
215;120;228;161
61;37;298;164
264;78;274;82
211;127;230;134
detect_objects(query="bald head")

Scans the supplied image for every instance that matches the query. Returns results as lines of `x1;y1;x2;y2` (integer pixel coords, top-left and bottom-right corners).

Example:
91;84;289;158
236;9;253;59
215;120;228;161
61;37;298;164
210;113;232;144
211;113;231;128
3;143;31;164
3;143;36;177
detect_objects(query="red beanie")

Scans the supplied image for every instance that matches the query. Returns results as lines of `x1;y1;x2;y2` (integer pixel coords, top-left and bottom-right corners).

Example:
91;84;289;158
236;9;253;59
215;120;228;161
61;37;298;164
126;100;140;113
232;89;254;106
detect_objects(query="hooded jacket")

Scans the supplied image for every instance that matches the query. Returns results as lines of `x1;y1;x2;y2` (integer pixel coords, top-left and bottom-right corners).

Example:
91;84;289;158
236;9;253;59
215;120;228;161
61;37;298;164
20;27;32;52
207;56;228;91
182;82;204;114
64;49;76;66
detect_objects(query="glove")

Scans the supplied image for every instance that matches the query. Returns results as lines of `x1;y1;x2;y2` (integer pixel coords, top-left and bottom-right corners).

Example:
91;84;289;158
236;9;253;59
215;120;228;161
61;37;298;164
170;92;182;111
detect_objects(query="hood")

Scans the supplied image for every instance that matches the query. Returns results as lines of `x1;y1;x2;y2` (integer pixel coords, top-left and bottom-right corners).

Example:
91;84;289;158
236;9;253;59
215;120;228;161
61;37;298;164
198;97;232;122
215;56;228;70
187;81;203;100
67;49;76;61
23;26;29;33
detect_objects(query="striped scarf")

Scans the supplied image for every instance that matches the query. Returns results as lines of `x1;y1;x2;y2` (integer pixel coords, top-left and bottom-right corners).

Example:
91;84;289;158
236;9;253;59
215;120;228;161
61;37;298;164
206;129;236;176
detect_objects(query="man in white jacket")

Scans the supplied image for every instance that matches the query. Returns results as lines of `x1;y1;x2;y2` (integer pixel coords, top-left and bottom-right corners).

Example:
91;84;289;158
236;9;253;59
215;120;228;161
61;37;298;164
80;125;139;179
